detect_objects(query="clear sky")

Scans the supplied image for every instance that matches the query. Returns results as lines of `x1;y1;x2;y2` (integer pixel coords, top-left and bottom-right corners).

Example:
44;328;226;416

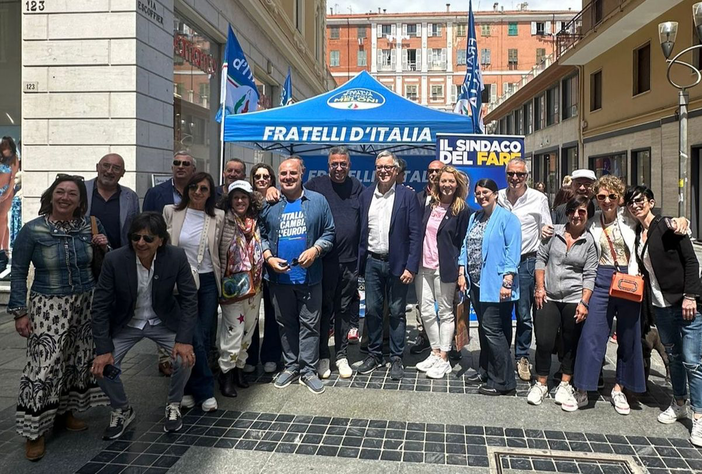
332;0;581;14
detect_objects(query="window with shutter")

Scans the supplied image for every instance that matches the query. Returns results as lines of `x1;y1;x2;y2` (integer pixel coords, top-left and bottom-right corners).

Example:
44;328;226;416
330;51;340;67
457;49;466;66
508;49;518;70
357;50;367;66
330;27;340;39
358;26;367;38
508;22;518;36
481;48;491;65
481;24;491;36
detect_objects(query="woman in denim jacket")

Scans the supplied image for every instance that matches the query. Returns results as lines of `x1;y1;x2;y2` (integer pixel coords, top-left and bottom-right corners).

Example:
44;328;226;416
9;174;110;460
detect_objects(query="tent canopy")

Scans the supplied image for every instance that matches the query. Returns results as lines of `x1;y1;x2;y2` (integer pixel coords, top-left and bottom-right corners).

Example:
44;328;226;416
222;71;473;155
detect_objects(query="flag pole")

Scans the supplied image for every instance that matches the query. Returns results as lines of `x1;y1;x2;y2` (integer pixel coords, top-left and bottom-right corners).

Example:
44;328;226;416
218;39;228;188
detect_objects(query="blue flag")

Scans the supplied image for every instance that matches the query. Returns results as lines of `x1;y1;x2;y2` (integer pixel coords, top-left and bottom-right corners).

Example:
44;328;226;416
453;0;484;133
280;67;293;106
216;25;259;122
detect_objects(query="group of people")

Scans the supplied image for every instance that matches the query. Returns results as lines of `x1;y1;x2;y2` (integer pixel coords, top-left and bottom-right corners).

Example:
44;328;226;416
9;148;702;461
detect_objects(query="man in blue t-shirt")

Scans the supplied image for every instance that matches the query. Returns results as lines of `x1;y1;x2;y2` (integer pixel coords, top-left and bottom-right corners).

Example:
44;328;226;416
305;146;364;380
260;158;335;395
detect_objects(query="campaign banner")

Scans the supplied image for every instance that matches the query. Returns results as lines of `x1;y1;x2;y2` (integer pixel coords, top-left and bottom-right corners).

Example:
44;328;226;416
436;133;523;206
301;152;435;193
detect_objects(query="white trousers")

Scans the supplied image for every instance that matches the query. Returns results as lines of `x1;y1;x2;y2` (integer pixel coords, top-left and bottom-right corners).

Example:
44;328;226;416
415;266;456;352
218;292;262;373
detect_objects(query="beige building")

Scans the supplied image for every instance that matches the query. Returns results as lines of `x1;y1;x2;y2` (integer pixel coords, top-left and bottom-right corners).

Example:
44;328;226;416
485;0;702;239
12;0;333;218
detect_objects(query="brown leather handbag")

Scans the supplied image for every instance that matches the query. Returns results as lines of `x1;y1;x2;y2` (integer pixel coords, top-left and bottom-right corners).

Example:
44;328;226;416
602;216;644;303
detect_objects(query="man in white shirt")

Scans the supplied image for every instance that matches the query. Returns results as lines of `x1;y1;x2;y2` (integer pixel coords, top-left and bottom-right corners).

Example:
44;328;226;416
356;151;422;380
497;158;553;382
91;212;198;440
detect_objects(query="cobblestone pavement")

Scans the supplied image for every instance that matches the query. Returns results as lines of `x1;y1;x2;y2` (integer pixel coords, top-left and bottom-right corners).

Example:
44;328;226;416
0;305;698;474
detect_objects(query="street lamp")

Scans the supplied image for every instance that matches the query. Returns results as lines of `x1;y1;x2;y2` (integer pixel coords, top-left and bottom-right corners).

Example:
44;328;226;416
659;3;702;218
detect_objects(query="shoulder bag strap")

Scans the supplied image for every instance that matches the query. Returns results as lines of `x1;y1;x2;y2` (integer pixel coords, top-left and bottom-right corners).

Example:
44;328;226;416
601;214;622;272
195;214;211;269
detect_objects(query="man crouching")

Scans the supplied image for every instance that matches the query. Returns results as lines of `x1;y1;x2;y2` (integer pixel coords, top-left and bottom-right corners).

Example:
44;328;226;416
90;212;198;439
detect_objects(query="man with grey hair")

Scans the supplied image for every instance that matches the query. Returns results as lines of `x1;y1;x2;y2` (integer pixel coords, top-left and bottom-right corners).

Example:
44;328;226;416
356;151;421;380
86;153;140;249
495;157;552;383
305;146;365;379
143;151;196;213
218;158;247;198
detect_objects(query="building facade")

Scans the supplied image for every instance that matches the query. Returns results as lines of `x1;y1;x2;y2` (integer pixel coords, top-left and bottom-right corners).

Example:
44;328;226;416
11;0;333;218
326;6;574;112
485;0;702;239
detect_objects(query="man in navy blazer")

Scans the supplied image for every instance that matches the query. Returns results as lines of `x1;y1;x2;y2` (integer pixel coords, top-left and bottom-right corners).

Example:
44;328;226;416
142;151;196;214
356;151;422;380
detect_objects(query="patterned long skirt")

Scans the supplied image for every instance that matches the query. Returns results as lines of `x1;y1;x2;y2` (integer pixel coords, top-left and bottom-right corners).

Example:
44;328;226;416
16;291;108;439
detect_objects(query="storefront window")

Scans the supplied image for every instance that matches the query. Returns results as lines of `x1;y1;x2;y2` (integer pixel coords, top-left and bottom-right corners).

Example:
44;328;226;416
589;152;627;181
0;1;21;141
631;149;650;187
173;17;220;172
561;146;578;182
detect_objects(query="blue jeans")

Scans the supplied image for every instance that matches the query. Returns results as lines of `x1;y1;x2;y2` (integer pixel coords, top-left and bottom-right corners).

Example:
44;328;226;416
364;255;409;361
514;256;535;361
184;272;217;402
655;306;702;414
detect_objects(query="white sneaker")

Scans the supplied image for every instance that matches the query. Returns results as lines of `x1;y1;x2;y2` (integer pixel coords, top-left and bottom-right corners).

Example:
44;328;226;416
554;381;573;405
201;397;218;412
336;358;353;379
416;353;440;372
611;389;630;415
426;359;452;379
691;417;702;447
243;364;256;373
562;389;588;412
180;395;195;409
527;381;549;406
263;362;278;373
658;400;687;424
318;358;331;379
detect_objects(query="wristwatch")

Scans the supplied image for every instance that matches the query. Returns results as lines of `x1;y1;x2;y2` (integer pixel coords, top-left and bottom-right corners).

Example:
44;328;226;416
579;299;589;309
10;308;28;320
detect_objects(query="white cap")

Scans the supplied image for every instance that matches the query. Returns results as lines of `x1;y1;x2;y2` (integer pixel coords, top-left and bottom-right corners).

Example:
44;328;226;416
228;180;253;194
571;169;596;181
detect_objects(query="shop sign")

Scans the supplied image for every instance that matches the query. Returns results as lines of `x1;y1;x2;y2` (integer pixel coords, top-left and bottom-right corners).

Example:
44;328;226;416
174;34;218;75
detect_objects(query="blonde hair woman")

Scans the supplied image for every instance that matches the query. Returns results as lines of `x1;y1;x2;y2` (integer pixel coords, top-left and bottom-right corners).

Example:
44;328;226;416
415;166;472;379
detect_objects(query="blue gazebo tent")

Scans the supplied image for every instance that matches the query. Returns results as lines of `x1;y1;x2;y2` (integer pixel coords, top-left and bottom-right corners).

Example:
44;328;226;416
222;71;473;155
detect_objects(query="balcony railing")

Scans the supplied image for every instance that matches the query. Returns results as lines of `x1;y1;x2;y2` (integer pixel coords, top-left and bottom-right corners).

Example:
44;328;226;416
378;62;394;71
556;0;626;58
429;61;447;71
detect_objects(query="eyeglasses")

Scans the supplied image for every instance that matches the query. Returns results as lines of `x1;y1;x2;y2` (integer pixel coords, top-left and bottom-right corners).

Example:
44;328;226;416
596;193;618;202
330;162;349;169
99;163;124;172
56;173;84;181
567;209;588;218
130;234;156;243
254;173;271;180
506;171;527;179
173;160;192;167
188;184;210;193
376;165;396;171
626;197;648;208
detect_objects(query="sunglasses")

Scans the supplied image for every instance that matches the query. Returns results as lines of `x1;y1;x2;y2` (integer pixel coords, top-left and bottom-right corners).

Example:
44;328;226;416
173;160;192;167
254;173;271;180
567;209;588;218
130;234;156;243
626;197;648;207
596;193;618;202
427;168;441;174
56;173;85;181
188;184;210;193
506;171;527;178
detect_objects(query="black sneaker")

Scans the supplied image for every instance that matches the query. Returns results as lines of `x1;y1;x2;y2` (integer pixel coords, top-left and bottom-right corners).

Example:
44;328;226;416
448;348;462;361
409;334;430;355
466;372;487;385
357;356;381;374
103;406;135;440
389;358;404;381
164;403;183;433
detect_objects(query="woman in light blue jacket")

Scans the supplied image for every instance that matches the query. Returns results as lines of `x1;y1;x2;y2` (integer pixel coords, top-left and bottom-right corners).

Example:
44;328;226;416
459;178;521;396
